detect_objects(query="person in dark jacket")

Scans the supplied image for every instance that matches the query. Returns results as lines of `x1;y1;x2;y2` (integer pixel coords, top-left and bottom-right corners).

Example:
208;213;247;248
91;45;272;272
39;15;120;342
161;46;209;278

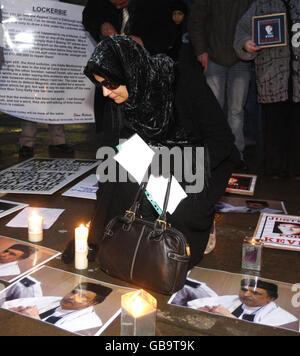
167;0;189;61
82;0;177;132
63;36;239;270
188;0;253;169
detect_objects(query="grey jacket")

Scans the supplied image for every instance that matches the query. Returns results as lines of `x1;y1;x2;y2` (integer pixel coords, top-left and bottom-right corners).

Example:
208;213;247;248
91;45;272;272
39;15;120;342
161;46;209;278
188;0;253;67
234;0;300;103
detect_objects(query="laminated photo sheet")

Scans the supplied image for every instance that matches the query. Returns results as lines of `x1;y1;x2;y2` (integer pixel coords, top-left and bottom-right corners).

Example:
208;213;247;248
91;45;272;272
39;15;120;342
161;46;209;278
62;174;98;200
254;213;300;251
0;266;135;336
0;235;61;283
168;267;300;333
215;196;287;214
0;158;99;195
226;173;257;196
0;200;29;219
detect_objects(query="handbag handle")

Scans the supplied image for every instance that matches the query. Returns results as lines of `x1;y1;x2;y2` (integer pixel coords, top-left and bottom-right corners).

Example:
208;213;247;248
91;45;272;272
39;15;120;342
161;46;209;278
123;176;173;232
154;175;172;234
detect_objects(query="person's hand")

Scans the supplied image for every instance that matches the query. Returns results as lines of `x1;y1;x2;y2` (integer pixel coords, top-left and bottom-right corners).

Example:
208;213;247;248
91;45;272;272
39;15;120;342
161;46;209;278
128;35;144;47
10;306;41;319
244;40;261;53
209;305;236;318
197;52;209;71
101;22;118;36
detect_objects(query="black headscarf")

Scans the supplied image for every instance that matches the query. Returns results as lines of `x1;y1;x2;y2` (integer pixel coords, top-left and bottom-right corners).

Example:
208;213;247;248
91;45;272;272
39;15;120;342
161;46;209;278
84;35;176;142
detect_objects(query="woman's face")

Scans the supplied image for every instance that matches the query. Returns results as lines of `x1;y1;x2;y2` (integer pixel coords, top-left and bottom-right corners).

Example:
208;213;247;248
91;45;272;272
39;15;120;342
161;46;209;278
93;74;129;104
172;10;185;25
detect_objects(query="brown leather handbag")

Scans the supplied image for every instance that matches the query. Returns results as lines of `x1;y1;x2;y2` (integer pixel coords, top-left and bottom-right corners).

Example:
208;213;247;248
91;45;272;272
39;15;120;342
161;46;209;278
97;177;191;295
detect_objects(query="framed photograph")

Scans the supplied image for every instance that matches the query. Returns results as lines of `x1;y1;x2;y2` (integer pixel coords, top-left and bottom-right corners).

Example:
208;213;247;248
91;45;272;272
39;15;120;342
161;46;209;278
254;213;300;251
226;173;257;196
215;196;287;214
252;13;287;48
168;267;299;333
0;235;61;283
0;266;135;336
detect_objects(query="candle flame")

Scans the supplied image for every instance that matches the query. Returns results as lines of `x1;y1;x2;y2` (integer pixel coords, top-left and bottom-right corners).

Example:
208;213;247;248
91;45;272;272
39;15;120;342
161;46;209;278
122;290;156;318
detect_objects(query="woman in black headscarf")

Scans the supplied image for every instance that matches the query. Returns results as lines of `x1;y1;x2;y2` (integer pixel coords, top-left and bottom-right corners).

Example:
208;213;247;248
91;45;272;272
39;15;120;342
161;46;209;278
63;35;239;268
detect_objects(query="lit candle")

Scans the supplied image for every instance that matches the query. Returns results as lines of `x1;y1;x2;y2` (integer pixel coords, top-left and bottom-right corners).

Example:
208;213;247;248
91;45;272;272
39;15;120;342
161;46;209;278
28;210;44;243
75;224;89;270
121;290;157;336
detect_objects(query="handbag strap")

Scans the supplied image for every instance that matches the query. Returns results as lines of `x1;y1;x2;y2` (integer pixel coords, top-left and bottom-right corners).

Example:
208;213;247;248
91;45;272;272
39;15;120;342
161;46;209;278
123;176;173;229
154;175;172;234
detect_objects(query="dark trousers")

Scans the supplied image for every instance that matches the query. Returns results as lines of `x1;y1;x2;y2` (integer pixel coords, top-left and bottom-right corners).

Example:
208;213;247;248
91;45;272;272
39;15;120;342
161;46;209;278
262;101;300;177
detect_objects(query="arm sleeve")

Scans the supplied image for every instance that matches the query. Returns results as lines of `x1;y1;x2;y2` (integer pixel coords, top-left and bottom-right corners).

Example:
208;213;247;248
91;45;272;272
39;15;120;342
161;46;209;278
82;0;113;42
187;0;210;56
234;2;258;61
175;45;238;170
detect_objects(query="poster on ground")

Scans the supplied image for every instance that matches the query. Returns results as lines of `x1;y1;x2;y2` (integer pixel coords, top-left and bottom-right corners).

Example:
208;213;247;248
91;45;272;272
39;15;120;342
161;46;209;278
168;267;299;333
0;0;95;124
0;158;99;194
215;196;287;214
254;213;300;251
62;174;98;200
0;266;135;336
0;235;60;283
226;174;257;196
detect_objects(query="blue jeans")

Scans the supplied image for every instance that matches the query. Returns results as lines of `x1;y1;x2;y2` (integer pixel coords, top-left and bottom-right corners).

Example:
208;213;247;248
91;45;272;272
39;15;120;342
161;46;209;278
205;59;251;158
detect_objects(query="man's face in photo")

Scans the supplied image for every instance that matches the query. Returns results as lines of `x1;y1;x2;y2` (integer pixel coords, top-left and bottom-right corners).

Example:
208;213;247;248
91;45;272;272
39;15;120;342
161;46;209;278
0;248;24;264
60;288;98;311
239;285;274;308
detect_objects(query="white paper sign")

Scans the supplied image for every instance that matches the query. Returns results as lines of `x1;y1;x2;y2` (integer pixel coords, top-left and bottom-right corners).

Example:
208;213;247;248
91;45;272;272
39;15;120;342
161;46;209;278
62;174;98;200
0;0;95;124
146;175;187;214
6;207;65;229
114;134;155;184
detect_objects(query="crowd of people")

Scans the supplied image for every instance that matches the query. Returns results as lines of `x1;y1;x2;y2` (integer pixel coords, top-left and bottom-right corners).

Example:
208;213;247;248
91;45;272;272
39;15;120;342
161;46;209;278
3;0;297;181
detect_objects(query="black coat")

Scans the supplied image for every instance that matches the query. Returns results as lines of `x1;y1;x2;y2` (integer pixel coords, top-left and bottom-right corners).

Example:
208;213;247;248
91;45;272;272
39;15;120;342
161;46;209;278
83;37;239;268
82;0;176;55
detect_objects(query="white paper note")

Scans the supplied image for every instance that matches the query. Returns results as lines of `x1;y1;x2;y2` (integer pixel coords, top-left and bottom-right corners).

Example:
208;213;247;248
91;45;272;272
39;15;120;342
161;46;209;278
114;134;155;184
6;207;65;229
146;175;187;215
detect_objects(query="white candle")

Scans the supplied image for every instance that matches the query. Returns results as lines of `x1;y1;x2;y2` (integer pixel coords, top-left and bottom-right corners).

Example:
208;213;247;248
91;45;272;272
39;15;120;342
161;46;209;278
75;224;89;270
28;210;43;242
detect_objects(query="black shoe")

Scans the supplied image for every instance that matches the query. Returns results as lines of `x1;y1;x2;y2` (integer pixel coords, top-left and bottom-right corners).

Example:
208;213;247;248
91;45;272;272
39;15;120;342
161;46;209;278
19;146;34;159
48;144;74;156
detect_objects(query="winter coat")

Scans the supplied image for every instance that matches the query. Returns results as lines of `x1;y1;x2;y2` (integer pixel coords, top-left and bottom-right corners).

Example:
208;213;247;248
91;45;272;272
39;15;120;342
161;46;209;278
234;0;300;103
188;0;253;67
